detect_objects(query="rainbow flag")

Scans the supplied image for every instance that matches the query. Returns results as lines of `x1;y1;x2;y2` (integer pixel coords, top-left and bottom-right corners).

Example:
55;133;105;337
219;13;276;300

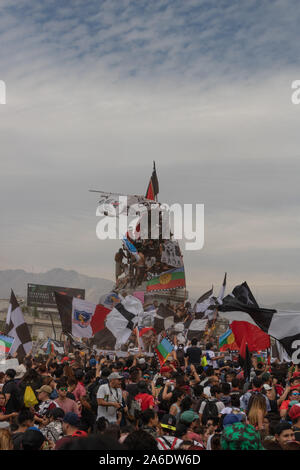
219;328;237;351
0;334;14;355
155;337;174;366
146;267;186;292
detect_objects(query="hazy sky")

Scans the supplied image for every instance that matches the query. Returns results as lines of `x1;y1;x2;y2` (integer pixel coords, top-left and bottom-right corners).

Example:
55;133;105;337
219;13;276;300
1;0;300;304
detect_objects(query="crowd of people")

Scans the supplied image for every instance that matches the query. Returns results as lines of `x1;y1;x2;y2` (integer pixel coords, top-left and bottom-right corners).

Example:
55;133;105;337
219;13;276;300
0;339;300;451
115;236;183;290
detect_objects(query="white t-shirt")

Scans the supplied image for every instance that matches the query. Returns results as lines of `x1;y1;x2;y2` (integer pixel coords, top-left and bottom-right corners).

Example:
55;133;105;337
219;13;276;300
96;383;123;422
205;350;218;369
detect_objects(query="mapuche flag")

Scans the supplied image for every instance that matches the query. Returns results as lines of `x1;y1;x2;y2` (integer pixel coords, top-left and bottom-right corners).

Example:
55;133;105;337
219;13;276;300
219;328;238;351
146;267;186;292
0;334;14;355
145;161;159;201
155;336;174;366
5;290;32;360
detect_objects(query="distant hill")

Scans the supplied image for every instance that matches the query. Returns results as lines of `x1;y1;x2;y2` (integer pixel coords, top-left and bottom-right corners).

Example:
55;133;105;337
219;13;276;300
0;268;114;304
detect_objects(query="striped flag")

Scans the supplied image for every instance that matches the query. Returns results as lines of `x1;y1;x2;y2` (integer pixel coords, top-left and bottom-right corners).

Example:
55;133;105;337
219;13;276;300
154;336;174;366
219;328;238;351
5;290;32;360
105;295;141;346
0;334;14;355
146;267;186;292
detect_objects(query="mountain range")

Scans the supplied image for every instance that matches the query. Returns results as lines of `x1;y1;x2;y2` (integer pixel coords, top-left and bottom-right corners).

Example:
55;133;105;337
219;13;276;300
0;268;114;304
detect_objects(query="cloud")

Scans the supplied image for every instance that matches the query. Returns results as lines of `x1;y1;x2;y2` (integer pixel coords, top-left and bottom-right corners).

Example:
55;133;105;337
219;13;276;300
1;0;300;302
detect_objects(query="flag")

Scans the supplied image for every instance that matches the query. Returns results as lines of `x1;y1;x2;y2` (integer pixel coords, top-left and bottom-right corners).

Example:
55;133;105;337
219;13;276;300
160;240;183;268
5;290;32;360
0;334;14;355
122;237;140;262
41;338;64;355
55;292;111;339
105;295;141;345
219;328;238;351
99;292;121;309
204;273;227;320
217;282;300;360
217;272;227;303
193;286;214;314
95;192;153;217
146;267;186;292
145;161;159;201
154;336;174;366
230;321;270;353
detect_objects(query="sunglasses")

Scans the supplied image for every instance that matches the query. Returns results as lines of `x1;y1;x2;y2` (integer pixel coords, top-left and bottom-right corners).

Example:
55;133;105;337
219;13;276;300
59;387;68;392
143;376;150;379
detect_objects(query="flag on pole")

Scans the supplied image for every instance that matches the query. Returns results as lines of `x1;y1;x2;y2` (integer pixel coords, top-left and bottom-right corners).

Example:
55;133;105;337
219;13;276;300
219;328;238;351
5;290;32;360
145;161;159;201
230;321;270;353
105;295;141;346
55;292;111;339
193;286;214;314
0;334;14;355
154;336;174;367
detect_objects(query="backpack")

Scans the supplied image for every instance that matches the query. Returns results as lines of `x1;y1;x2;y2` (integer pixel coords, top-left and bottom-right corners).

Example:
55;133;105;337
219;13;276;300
24;385;38;408
201;399;219;424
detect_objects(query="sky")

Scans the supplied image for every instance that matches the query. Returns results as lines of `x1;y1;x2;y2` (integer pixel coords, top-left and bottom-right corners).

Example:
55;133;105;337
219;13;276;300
1;0;300;305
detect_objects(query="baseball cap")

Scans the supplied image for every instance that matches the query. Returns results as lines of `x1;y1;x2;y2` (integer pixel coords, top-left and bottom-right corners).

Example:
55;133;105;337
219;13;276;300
180;410;199;424
89;358;97;367
223;413;244;428
63;412;80;427
160;414;176;431
108;372;123;381
289;403;300;420
36;385;52;394
160;366;172;374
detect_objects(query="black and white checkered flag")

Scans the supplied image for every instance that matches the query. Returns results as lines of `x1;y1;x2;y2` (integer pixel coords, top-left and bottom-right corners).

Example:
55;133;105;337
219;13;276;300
5;290;32;360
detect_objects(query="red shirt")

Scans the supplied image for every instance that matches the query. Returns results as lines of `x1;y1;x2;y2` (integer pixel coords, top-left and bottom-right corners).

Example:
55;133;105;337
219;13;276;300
74;382;86;401
135;393;155;411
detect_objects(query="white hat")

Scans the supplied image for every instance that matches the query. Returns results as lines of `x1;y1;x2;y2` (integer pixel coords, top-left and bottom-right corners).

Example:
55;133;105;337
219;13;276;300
262;384;272;391
15;364;26;379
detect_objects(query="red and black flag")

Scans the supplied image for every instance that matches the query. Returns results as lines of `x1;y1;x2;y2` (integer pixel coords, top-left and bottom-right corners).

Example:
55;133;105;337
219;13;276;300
145;161;159;201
